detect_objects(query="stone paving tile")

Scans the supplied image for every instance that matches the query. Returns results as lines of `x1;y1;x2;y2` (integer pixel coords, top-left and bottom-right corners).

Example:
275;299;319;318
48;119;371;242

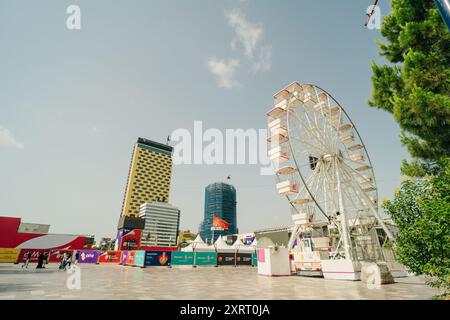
0;263;440;300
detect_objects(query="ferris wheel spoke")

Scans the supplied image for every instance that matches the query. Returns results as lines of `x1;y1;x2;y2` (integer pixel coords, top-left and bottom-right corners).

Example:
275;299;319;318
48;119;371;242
289;134;327;157
289;110;329;152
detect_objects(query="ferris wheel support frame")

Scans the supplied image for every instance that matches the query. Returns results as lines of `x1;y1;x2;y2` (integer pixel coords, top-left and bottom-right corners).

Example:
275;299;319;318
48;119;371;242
335;158;352;260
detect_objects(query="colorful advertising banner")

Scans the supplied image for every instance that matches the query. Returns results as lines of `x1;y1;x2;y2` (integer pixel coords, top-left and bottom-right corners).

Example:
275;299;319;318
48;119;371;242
236;253;252;266
0;248;20;263
171;252;194;265
217;252;236;266
125;251;136;265
118;229;143;251
120;250;129;265
194;252;217;266
144;251;171;266
17;249;68;263
134;250;145;267
98;250;122;264
78;250;100;264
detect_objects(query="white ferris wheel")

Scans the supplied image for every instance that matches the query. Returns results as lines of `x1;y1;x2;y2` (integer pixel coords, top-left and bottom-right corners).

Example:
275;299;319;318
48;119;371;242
266;82;395;262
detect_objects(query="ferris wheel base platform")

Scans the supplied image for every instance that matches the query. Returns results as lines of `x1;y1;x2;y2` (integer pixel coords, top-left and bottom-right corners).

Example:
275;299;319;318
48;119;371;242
320;260;361;281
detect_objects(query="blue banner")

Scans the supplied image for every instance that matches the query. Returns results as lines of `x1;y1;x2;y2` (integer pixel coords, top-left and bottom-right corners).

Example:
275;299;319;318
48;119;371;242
144;250;171;266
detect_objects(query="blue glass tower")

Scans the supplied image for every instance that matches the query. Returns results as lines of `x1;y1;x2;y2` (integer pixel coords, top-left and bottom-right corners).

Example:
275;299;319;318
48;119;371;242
199;182;238;244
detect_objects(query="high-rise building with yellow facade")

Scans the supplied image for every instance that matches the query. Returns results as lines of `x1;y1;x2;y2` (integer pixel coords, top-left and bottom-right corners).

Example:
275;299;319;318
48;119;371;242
120;138;173;218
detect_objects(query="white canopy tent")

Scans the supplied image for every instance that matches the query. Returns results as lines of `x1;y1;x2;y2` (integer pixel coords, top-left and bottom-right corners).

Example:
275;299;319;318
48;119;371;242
232;238;255;253
181;234;215;252
214;236;235;253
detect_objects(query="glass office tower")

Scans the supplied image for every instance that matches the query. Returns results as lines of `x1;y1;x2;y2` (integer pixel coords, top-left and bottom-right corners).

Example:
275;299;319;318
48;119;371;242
199;182;238;244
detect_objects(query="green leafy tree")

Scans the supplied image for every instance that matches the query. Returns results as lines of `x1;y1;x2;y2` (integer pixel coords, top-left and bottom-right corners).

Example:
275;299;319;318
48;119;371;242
383;159;449;294
369;0;450;176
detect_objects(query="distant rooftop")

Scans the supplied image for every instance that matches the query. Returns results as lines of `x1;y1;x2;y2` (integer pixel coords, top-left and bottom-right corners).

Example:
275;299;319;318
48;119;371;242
137;137;173;153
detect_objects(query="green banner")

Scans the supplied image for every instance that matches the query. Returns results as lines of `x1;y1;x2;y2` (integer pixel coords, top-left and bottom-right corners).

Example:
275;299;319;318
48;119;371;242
252;252;258;266
194;252;217;266
171;252;194;265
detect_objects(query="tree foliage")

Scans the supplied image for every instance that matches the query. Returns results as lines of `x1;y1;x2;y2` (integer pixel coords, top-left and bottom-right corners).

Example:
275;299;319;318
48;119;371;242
383;158;450;292
369;0;450;176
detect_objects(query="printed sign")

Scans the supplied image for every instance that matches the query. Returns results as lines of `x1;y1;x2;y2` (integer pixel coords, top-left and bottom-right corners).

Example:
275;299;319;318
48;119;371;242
194;252;217;266
98;250;122;264
134;250;145;267
171;252;194;265
118;229;143;250
125;251;136;265
236;253;252;266
217;252;236;266
144;251;171;266
78;250;100;264
257;248;265;263
17;249;67;263
120;250;129;265
252;252;258;266
0;248;20;263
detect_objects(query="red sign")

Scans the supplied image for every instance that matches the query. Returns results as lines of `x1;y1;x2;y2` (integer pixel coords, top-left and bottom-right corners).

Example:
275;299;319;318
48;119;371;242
213;215;229;230
98;250;122;263
17;249;73;263
125;251;136;265
119;229;143;250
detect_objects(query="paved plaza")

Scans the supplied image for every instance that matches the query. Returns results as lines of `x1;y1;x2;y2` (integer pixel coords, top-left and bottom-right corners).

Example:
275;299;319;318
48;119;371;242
0;263;439;300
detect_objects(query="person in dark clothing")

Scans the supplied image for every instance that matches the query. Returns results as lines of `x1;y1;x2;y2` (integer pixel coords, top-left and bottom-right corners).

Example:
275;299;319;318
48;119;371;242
59;253;67;270
42;252;49;268
36;252;44;269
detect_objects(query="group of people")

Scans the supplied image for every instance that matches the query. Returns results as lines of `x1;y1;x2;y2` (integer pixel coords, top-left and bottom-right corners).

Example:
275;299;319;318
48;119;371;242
21;251;49;269
21;251;79;270
58;252;79;270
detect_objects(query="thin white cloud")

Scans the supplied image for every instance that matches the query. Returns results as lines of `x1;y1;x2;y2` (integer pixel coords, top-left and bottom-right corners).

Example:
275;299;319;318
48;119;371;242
252;45;272;73
225;8;271;73
226;8;263;58
0;126;24;149
207;58;240;89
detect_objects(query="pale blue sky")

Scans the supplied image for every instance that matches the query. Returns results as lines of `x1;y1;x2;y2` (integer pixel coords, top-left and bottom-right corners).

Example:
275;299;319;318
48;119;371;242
0;1;407;239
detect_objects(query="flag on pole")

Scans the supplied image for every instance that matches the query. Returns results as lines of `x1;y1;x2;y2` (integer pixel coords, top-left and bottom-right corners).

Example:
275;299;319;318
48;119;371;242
212;215;229;230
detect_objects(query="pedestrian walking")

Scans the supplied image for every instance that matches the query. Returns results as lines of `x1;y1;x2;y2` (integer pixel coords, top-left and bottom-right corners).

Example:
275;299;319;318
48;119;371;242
66;254;72;270
22;251;32;269
42;252;49;268
36;252;44;269
59;253;67;270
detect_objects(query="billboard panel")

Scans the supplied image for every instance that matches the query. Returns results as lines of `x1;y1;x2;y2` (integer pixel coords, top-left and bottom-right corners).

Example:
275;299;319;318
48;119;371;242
125;251;136;265
17;249;72;263
217;252;235;266
120;250;129;265
236;253;252;266
171;252;194;265
78;250;100;264
252;252;258;266
133;250;145;267
144;251;171;266
194;252;217;266
0;248;20;263
118;229;143;251
98;250;122;264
